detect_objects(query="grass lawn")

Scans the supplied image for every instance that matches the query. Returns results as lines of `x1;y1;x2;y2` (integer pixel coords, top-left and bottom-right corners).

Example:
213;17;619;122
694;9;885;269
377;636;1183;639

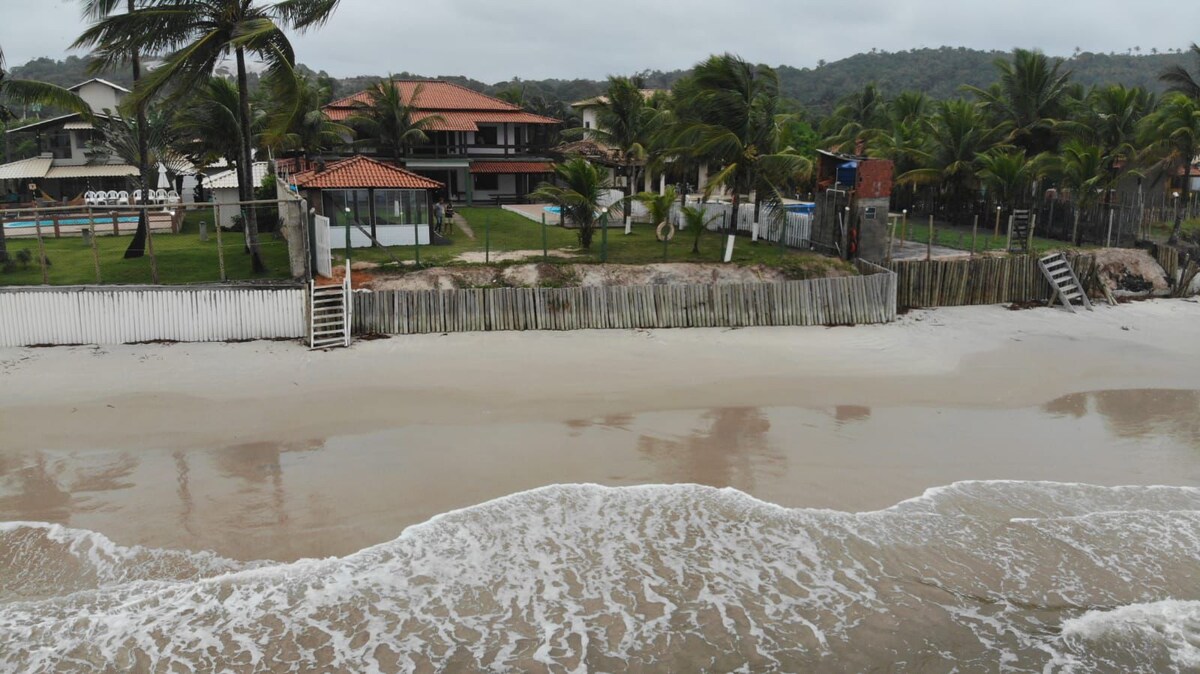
342;206;855;278
897;219;1095;256
0;228;292;286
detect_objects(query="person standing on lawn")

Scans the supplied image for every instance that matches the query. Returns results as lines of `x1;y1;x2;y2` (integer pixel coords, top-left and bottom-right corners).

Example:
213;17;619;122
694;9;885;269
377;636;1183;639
433;198;445;235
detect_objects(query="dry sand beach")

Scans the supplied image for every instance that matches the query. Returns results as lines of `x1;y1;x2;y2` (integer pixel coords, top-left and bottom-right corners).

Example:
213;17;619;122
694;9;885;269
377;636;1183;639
2;300;1200;672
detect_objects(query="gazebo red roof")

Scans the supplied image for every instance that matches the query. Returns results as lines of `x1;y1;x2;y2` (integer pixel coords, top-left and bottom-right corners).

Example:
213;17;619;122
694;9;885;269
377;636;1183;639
290;156;443;190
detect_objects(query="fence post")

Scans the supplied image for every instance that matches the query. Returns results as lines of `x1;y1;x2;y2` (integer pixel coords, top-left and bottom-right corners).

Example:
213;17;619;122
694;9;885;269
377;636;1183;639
601;212;609;263
52;216;61;239
542;212;548;261
214;203;227;282
1005;214;1013;252
971;214;978;258
33;203;48;285
484;214;490;265
927;215;933;262
1028;213;1037;253
1106;209;1114;248
111;209;119;236
413;221;420;267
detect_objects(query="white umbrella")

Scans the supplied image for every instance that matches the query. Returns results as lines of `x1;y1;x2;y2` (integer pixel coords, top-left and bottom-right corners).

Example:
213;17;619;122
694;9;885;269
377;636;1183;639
157;163;170;190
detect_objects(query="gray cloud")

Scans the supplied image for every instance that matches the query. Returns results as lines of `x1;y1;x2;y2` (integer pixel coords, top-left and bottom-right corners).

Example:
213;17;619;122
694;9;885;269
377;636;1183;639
3;0;1198;82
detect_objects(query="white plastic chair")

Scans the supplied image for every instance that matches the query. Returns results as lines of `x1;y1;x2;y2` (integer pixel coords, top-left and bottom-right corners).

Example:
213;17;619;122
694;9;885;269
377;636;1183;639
106;190;120;204
154;189;168;204
84;191;97;205
117;191;129;205
166;190;180;206
132;190;142;204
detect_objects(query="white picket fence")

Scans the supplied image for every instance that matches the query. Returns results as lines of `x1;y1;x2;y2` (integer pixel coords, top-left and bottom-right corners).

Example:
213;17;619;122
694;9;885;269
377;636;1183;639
670;202;812;248
0;285;306;347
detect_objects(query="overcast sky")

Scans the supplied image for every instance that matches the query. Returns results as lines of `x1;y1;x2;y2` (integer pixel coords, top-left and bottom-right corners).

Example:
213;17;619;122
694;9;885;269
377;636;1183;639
4;0;1199;82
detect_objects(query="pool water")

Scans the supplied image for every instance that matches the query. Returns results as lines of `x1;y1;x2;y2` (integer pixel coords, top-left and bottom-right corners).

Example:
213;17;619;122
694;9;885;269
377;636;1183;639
543;206;562;215
4;216;141;229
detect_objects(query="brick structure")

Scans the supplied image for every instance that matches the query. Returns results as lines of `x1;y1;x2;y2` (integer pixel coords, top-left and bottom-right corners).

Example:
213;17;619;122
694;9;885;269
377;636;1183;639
811;150;894;261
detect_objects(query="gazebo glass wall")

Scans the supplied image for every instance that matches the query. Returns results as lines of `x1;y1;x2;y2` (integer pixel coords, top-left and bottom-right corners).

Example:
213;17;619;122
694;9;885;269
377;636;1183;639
321;189;429;228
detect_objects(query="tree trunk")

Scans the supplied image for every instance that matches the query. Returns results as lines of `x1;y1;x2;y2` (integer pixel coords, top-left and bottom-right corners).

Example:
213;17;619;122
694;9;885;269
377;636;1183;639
1170;149;1191;245
123;0;153;260
0;211;8;264
236;48;266;273
623;164;633;227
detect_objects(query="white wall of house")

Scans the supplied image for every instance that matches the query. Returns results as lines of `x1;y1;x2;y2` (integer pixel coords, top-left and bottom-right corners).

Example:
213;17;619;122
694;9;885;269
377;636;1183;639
76;81;126;114
472;173;517;201
331;224;430;248
580;107;599;132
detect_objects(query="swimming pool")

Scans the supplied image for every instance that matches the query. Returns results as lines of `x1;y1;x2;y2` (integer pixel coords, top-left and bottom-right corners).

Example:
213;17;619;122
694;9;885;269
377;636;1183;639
3;216;141;229
543;206;562;215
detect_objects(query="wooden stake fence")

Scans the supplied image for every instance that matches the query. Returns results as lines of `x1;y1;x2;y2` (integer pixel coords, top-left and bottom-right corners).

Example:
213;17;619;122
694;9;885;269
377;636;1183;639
886;254;1101;309
353;261;896;335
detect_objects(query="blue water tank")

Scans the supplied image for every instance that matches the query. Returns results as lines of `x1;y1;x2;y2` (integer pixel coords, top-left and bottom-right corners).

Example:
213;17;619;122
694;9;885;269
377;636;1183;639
836;161;858;187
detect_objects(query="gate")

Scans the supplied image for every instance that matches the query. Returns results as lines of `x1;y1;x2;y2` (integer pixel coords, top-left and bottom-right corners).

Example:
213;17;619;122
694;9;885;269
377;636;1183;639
313;214;333;278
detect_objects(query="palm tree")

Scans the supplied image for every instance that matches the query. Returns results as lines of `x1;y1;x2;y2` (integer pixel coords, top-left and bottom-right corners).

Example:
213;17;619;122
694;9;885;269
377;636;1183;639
674;54;809;243
634;186;677;244
965;49;1073;155
976;148;1035;213
0;45;90;264
679;203;721;254
1139;93;1200;244
173;76;245;171
900;99;1001;222
78;1;160;259
75;0;344;272
820;82;888;151
565;76;658;229
1044;140;1110;244
89;107;177;216
346;80;442;164
531;158;619;249
1159;43;1200;100
262;71;349;160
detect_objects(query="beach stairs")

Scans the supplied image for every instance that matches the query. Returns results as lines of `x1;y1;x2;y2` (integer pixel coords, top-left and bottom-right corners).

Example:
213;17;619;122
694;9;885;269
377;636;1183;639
309;263;352;349
1007;210;1032;254
1038;253;1093;313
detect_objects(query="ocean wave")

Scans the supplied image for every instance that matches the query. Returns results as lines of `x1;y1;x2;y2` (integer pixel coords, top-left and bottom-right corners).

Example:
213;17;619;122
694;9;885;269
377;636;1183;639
1;481;1198;673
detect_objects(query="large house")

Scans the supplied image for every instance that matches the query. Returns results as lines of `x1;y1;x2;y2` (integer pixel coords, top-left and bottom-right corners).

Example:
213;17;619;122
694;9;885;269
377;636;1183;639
0;79;161;203
315;80;560;204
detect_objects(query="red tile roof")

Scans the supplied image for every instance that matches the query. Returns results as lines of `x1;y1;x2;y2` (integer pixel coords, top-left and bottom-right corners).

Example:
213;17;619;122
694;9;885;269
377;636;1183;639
324;80;560;130
470;161;555;174
290;156;443;190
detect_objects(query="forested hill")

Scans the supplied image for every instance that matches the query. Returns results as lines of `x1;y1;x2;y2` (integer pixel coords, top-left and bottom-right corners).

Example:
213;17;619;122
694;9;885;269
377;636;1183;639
10;46;1193;115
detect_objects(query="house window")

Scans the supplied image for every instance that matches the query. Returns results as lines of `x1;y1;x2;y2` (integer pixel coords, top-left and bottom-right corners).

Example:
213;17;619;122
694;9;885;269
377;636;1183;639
47;130;72;160
584;121;591;129
476;126;498;146
374;189;428;225
473;173;499;191
322;190;371;228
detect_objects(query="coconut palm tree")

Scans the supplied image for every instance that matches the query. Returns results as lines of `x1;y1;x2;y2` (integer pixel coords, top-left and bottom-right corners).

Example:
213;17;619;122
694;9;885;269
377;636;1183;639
965;49;1073;155
78;1;160;259
1139;93;1200;244
75;0;344;272
346;80;442;164
634;186;677;244
0;45;91;264
674;54;809;242
820;82;888;152
900;99;1001;222
1159;43;1200;101
976;148;1036;212
565;76;659;229
89;107;177;213
531;158;619;249
262;71;349;160
1043;140;1110;244
173;76;246;170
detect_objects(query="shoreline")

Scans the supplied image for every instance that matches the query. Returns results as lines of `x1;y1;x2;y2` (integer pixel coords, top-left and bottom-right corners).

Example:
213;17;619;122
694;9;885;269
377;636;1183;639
1;300;1199;560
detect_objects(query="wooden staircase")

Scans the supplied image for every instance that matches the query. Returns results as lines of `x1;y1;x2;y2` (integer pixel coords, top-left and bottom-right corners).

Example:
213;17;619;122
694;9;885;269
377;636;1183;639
1038;253;1093;313
1008;210;1032;253
309;262;351;349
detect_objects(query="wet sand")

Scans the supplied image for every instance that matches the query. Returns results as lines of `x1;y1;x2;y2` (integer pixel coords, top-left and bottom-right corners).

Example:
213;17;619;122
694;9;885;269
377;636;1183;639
2;300;1199;561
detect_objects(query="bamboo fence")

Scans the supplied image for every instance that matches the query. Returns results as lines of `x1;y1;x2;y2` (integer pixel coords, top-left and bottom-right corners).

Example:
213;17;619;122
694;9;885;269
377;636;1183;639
885;254;1103;309
352;261;895;335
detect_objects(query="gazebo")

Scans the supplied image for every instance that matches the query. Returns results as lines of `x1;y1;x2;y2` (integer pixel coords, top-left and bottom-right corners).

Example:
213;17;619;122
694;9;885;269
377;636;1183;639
290;155;444;247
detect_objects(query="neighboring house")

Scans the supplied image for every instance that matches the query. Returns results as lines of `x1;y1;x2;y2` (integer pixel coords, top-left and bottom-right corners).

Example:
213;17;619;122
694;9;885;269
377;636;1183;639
205;161;270;228
0;79;138;202
569;89;661;134
317;80;559;205
290;155;443;248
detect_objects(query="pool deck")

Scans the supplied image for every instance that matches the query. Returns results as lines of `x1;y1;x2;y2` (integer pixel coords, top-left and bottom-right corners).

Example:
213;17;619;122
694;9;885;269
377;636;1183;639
503;203;563;226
